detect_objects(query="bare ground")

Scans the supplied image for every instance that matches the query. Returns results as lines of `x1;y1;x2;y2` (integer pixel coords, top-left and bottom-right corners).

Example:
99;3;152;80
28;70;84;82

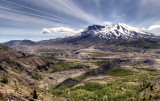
38;69;87;89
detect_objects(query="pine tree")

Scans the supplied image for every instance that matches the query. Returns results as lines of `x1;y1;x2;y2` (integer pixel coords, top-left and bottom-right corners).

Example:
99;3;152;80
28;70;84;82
33;89;38;99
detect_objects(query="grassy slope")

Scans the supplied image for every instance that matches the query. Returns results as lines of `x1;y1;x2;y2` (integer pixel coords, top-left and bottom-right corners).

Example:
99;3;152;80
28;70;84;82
52;69;160;101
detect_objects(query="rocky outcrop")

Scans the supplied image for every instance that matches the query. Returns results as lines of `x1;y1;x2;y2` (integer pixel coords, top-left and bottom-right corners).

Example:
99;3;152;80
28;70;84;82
0;44;57;100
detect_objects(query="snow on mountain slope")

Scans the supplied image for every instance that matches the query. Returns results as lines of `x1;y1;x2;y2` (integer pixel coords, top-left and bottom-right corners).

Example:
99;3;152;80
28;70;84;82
75;23;153;40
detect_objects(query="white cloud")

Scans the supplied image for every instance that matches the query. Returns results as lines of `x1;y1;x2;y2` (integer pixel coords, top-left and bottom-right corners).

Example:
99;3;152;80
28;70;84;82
142;24;160;30
0;8;62;27
0;32;6;35
104;22;112;25
41;27;83;35
26;0;102;24
148;25;160;30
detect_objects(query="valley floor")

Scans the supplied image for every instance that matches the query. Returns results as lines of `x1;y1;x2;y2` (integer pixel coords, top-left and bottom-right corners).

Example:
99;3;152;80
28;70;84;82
1;45;160;101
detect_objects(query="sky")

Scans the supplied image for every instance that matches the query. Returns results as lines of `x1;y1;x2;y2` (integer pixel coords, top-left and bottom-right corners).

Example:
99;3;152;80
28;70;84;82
0;0;160;42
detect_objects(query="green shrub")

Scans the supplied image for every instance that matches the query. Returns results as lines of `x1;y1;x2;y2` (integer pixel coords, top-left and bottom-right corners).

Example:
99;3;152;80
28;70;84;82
97;60;120;70
0;74;9;84
70;89;95;101
84;82;103;91
52;61;85;72
97;60;118;66
107;68;133;76
39;56;58;60
51;67;160;101
58;84;74;89
11;67;21;73
71;65;85;69
136;68;157;72
32;73;42;80
52;89;68;97
73;75;87;82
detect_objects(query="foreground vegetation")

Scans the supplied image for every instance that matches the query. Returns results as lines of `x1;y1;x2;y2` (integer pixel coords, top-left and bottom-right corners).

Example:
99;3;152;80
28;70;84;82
106;68;133;76
52;61;86;72
51;69;160;101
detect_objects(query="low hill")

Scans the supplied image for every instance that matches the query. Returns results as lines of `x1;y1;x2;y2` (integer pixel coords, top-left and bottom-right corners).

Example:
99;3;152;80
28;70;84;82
0;44;55;100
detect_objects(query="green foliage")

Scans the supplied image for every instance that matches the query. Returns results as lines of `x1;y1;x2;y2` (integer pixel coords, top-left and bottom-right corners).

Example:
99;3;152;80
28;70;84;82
0;74;9;84
73;75;87;82
51;71;160;101
58;84;74;89
39;56;58;60
52;61;85;72
136;68;157;72
97;60;118;66
72;65;85;69
96;60;121;71
11;67;21;73
75;82;103;91
107;68;133;76
32;73;42;80
69;89;96;101
52;89;68;97
97;60;111;66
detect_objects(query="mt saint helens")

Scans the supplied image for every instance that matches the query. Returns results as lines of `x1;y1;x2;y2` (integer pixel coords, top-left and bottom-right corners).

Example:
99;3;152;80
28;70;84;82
80;23;153;40
37;23;159;46
3;23;160;49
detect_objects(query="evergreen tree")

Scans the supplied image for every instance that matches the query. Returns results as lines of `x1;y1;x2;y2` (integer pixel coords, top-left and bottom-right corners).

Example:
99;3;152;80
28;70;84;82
32;89;38;99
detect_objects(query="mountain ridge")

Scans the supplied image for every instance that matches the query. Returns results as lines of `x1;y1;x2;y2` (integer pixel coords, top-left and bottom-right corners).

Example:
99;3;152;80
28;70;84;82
3;23;160;49
71;23;156;40
44;23;159;46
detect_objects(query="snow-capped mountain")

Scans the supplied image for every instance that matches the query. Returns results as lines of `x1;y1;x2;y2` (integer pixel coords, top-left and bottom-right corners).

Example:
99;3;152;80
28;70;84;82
76;23;154;40
38;23;159;47
7;23;159;49
40;22;159;49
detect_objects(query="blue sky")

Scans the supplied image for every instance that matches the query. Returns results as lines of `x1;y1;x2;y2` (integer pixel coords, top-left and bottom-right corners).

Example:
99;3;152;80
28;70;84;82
0;0;160;42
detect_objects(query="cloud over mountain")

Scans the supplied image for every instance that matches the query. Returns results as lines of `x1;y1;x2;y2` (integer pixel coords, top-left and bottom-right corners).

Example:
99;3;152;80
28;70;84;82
148;25;160;30
142;24;160;31
41;27;83;35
